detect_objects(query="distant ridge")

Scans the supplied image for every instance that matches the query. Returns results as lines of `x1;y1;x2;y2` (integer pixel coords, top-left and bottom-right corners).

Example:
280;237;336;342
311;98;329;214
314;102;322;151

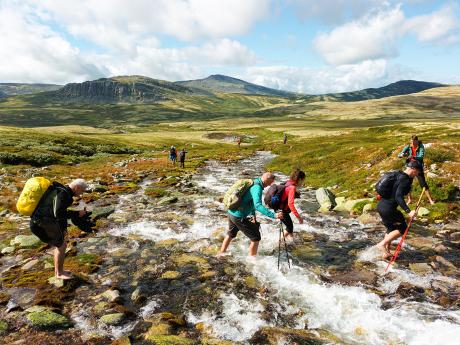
321;80;445;102
0;83;62;97
176;74;295;97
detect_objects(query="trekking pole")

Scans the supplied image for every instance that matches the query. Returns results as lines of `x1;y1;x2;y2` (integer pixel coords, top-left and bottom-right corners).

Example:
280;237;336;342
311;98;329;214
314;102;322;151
384;187;426;273
279;222;291;270
278;222;282;270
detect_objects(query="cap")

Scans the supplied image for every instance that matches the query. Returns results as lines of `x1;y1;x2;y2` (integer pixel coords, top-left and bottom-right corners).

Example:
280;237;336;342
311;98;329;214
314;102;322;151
406;159;423;171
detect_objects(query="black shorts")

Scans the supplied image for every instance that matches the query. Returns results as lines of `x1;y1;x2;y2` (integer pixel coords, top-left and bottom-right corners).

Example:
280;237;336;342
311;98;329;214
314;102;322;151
416;169;429;189
227;214;261;242
281;210;294;234
377;201;407;235
30;217;65;247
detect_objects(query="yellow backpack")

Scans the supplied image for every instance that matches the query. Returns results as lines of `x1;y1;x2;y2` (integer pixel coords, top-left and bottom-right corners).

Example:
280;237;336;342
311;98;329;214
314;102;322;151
16;177;51;216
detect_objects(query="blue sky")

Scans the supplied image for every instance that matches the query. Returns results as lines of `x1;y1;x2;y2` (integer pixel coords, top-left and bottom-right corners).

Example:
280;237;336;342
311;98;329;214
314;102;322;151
0;0;459;93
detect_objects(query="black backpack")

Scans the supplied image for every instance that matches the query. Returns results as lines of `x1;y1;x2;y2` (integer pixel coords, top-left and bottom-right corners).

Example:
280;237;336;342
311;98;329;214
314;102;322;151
375;171;402;199
264;183;287;210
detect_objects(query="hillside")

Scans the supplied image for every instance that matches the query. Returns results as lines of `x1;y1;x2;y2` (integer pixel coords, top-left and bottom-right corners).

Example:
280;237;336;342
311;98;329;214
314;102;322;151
45;75;204;104
176;74;295;97
321;80;444;102
0;83;62;97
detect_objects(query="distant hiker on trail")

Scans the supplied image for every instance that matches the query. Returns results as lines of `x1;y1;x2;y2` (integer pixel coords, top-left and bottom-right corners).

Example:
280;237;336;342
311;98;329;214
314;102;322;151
30;179;88;279
169;146;177;165
236;137;241;147
179;148;187;168
220;172;283;256
280;169;305;241
375;161;422;259
398;135;435;204
283;133;288;144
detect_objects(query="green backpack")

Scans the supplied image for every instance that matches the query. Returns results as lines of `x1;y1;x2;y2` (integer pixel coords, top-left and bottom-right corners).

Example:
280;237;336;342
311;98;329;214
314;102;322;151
223;179;254;210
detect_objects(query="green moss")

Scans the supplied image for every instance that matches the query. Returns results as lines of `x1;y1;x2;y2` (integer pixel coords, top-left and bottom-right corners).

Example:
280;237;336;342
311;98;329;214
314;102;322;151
0;320;8;335
352;200;371;215
65;253;102;274
145;187;168;198
26;310;71;330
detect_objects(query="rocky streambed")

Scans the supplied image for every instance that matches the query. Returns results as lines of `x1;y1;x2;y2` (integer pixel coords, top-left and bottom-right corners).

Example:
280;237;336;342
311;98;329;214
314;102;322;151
0;151;459;345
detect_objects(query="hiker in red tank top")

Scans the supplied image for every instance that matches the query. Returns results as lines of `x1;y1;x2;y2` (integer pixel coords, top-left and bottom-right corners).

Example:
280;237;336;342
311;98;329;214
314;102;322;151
280;169;305;240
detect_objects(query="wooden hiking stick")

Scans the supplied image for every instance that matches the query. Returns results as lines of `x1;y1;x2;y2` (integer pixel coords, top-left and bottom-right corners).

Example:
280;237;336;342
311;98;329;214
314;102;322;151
384;187;426;273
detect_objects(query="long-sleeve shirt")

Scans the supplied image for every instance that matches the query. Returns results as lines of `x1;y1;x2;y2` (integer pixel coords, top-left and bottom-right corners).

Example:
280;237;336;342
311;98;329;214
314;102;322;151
398;144;425;163
387;172;412;213
281;180;301;218
228;178;275;219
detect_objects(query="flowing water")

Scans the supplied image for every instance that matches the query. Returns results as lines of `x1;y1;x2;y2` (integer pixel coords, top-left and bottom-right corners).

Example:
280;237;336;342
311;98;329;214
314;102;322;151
73;151;460;344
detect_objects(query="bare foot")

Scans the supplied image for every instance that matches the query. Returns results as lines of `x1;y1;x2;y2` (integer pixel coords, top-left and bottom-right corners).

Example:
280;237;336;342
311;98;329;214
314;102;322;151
429;199;435;205
376;244;392;259
55;272;73;280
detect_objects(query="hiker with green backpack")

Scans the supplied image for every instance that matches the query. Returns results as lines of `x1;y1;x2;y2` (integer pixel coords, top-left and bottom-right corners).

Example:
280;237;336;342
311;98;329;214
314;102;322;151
220;172;283;256
17;178;89;280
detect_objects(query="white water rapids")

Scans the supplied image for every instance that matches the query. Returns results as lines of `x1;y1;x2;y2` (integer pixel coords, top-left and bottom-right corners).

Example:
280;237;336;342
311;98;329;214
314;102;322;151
108;151;460;344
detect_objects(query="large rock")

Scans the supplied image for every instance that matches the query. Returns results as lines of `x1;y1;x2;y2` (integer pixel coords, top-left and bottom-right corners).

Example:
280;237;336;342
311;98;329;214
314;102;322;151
328;269;377;286
10;235;42;248
1;246;15;254
157;196;178;205
358;212;380;225
250;327;325;345
101;289;121;303
7;287;36;309
26;309;71;330
334;198;372;213
91;206;115;220
143;335;193;345
409;263;433;275
406;236;440;251
315;188;336;212
450;232;460;242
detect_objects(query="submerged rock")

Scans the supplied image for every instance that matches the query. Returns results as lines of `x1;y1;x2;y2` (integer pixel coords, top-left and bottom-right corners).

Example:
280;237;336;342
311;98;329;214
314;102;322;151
144;335;193;345
250;327;324;345
409;262;433;275
328;269;377;286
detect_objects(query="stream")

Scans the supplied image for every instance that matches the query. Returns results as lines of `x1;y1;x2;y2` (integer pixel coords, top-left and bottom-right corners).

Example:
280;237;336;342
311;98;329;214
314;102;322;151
71;151;460;344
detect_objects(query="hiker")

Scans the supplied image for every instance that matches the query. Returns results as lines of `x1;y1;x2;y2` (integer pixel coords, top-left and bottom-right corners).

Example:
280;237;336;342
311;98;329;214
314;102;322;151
280;169;305;241
398;135;435;204
179;148;187;168
376;161;422;259
283;133;288;144
237;137;241;147
169;146;177;165
220;172;283;256
30;179;88;279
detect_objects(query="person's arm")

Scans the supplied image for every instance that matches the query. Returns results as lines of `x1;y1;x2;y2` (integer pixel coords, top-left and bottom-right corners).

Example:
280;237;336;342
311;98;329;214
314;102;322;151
398;145;409;158
250;185;276;219
54;190;77;231
287;187;301;219
394;179;411;213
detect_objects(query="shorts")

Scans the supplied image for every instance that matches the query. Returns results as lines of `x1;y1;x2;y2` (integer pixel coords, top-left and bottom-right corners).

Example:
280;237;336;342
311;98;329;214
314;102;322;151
30;217;65;247
227;214;261;242
281;210;293;233
377;201;407;235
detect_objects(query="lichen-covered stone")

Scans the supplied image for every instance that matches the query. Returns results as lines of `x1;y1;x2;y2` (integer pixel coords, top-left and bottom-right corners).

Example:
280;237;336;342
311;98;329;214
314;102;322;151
26;309;71;329
100;313;125;325
143;335;193;345
10;235;42;248
1;246;15;254
161;271;181;279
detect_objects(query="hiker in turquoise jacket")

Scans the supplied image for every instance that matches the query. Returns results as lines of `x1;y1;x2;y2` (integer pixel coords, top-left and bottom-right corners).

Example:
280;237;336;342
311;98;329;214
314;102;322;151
220;172;283;256
398;135;435;204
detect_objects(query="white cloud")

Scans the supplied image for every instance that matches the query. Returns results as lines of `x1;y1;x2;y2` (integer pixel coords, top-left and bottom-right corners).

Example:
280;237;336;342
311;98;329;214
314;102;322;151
313;3;460;65
242;60;418;94
405;3;459;43
0;2;105;84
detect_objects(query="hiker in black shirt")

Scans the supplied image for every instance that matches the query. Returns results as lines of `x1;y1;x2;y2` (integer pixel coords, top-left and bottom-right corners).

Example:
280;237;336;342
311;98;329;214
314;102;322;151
376;161;422;259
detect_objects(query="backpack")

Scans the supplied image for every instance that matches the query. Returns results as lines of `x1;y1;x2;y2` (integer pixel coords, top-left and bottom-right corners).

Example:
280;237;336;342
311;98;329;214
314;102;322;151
223;179;254;210
16;177;51;216
375;171;402;199
264;183;287;210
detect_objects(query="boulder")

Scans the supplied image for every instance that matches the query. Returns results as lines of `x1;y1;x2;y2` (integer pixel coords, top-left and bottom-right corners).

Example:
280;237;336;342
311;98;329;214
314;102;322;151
26;309;71;330
10;235;41;248
21;259;39;270
111;337;131;345
7;288;36;309
450;232;460;242
417;207;430;217
100;313;125;325
91;206;115;220
101;289;121;303
161;271;181;279
250;327;324;345
143;335;193;345
48;277;64;288
358;213;380;225
406;236;439;251
328;269;377;286
1;246;15;254
363;203;374;213
158;196;178;205
315;188;336;212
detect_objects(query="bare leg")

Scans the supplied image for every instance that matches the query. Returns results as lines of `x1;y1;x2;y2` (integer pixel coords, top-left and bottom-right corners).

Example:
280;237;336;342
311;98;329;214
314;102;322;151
219;236;233;253
284;230;293;238
54;242;72;279
249;241;259;256
377;230;401;259
425;189;435;204
407;193;412;204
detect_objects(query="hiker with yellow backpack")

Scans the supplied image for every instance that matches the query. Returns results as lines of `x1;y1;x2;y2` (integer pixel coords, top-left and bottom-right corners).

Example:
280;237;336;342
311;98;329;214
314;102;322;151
17;178;89;280
219;172;283;256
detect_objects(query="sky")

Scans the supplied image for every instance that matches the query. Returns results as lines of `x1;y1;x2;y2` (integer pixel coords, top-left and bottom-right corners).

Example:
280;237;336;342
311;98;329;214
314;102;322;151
0;0;459;94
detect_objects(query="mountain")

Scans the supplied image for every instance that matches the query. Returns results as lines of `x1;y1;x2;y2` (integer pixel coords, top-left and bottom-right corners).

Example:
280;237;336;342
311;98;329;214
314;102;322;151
321;80;445;102
49;76;202;104
0;83;62;97
176;74;295;97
